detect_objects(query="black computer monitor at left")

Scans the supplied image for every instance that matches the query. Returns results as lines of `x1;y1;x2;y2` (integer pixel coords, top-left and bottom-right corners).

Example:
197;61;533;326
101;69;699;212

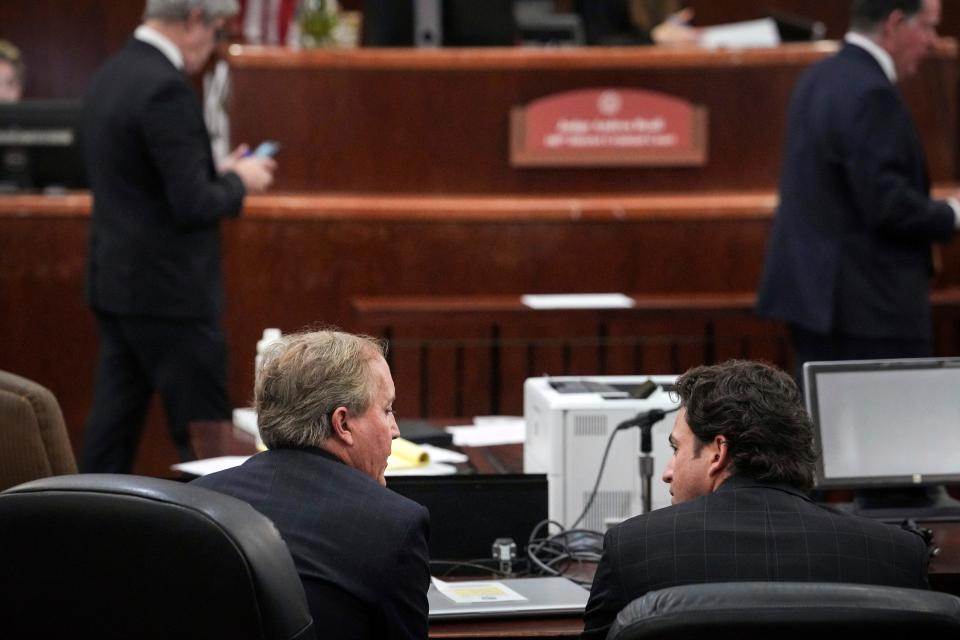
363;0;516;47
804;357;960;520
0;99;87;194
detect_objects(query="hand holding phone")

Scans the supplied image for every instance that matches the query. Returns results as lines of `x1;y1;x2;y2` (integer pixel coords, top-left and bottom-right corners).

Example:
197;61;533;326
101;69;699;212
251;140;281;158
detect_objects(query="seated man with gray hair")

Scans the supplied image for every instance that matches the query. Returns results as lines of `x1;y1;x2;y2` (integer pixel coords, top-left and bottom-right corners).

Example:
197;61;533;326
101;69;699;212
193;329;430;640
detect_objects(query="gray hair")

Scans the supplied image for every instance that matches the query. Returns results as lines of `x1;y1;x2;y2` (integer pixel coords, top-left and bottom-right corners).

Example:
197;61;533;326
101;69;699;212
143;0;240;22
0;40;24;84
256;330;387;450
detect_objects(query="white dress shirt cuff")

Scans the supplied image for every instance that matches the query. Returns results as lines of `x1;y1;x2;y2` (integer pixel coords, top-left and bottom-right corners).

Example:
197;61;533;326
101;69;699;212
949;197;960;230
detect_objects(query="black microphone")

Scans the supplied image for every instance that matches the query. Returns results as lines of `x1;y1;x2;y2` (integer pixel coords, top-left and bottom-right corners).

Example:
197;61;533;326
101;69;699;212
617;408;672;453
616;408;666;431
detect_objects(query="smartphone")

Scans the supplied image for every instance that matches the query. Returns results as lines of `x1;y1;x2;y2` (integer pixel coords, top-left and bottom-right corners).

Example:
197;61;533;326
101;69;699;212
251;140;281;158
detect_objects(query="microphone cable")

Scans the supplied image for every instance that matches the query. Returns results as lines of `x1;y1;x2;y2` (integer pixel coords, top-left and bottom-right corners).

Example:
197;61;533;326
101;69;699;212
568;405;680;531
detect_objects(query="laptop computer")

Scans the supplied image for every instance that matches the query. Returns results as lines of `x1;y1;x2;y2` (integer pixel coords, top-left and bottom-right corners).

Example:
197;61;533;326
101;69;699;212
428;576;589;620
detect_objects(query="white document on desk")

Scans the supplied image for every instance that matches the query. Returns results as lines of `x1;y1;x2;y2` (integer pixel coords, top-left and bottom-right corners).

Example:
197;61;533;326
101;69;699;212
418;444;469;463
385;462;458;476
431;577;526;604
445;417;526;446
699;18;780;49
521;293;634;310
172;455;250;476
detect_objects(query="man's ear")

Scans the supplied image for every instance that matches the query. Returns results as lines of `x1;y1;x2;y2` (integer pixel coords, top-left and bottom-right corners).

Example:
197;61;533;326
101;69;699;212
708;435;731;477
882;9;907;38
330;406;354;446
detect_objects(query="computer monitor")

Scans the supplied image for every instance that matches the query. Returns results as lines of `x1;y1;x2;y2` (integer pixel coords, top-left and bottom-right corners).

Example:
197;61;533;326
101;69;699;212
0;99;86;193
804;357;960;520
363;0;516;47
386;473;547;566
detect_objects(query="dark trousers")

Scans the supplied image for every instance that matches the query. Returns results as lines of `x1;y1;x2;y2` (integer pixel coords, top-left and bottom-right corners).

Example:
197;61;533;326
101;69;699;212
788;324;932;388
80;311;231;473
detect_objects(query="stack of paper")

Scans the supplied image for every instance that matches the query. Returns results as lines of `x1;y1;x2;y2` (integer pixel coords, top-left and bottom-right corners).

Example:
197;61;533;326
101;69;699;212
445;416;526;447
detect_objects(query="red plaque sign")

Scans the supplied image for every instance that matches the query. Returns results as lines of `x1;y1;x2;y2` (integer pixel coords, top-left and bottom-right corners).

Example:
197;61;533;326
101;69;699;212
511;87;707;167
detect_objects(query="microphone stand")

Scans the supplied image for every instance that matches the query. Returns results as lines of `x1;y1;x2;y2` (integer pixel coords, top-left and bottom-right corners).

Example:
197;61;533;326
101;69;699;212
639;418;655;514
618;409;666;515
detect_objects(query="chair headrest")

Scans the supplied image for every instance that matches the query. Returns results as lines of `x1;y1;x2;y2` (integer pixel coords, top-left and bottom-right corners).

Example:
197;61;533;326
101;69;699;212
0;474;314;640
609;581;960;639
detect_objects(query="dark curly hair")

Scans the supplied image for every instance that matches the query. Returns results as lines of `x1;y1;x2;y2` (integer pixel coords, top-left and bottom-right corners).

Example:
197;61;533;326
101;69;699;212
675;359;818;491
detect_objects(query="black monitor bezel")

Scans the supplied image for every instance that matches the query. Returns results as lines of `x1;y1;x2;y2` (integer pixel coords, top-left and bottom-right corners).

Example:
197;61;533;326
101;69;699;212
0;98;87;192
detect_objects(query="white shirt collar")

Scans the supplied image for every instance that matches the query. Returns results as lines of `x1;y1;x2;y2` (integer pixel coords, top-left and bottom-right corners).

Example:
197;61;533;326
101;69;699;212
135;24;184;71
844;31;897;83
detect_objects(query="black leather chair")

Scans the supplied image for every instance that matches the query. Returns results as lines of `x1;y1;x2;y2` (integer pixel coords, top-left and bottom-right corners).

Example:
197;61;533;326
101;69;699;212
0;474;314;639
608;581;960;639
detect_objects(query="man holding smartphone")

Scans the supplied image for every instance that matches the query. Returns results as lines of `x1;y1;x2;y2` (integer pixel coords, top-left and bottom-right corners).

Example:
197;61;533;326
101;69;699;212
80;0;277;472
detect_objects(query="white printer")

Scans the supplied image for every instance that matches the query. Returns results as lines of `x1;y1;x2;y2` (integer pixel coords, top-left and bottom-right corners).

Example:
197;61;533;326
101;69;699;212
523;375;680;531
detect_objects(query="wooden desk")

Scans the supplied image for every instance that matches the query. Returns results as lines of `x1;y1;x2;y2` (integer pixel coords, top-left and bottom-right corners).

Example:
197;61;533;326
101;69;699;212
429;615;582;639
929;521;960;595
226;42;956;194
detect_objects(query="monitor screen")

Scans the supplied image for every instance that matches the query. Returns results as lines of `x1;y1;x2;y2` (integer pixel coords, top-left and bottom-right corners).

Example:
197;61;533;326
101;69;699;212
363;0;516;47
387;473;547;565
804;357;960;489
0;99;87;193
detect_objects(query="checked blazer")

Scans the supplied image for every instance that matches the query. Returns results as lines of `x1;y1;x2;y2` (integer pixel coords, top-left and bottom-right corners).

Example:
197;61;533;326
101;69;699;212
581;474;929;640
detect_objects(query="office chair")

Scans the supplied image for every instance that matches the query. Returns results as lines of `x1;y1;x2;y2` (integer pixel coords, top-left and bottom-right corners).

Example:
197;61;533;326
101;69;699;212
608;581;960;639
0;474;314;640
0;369;77;490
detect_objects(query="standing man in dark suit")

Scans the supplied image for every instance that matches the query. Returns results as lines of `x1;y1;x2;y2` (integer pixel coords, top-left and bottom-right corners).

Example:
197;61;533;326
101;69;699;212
581;360;929;640
192;329;431;640
756;0;959;382
81;0;276;472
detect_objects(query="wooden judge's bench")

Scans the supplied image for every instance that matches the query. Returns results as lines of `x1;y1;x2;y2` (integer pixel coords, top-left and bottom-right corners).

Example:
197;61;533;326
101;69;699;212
1;41;959;477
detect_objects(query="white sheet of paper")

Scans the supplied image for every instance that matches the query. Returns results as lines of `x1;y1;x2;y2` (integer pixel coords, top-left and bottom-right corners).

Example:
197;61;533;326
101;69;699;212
384;462;459;476
699;18;781;49
445;420;526;446
232;407;259;437
431;577;528;604
172;455;249;476
419;444;469;463
520;293;635;310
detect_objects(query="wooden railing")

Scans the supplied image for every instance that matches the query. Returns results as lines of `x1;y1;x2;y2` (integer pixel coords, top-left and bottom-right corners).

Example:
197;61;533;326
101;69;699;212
353;289;960;418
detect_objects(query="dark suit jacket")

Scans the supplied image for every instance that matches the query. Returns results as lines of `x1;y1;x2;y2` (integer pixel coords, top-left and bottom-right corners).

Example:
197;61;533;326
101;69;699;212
581;475;929;640
82;38;245;319
192;447;431;640
756;43;955;339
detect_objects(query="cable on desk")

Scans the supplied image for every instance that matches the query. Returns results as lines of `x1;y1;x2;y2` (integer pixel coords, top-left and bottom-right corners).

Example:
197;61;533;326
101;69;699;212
526;519;603;586
430;558;529;578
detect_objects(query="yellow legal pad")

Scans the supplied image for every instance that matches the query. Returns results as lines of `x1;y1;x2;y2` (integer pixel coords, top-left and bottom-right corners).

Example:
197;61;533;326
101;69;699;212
386;437;430;470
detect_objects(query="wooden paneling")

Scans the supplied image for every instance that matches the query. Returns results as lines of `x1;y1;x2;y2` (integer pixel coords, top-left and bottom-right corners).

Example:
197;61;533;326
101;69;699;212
226;41;956;193
4;190;960;474
0;1;140;99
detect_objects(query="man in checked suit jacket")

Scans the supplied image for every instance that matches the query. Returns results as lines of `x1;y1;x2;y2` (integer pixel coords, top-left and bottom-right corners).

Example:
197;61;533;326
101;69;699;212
81;0;276;472
581;360;929;640
193;330;431;640
756;0;959;382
